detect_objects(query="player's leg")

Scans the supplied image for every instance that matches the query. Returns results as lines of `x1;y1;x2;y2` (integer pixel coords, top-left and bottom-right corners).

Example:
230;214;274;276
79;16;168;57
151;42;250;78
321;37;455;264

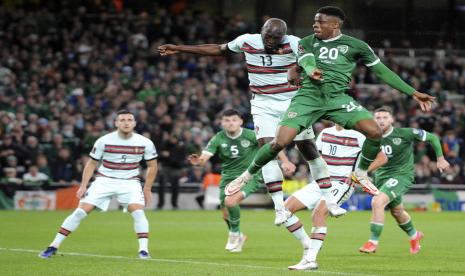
324;94;381;194
295;138;346;217
128;203;151;259
221;180;245;251
390;200;423;254
39;202;95;258
359;192;390;253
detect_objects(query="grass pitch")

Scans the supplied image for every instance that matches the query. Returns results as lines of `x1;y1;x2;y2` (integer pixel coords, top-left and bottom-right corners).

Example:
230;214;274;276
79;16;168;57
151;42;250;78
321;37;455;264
1;210;464;275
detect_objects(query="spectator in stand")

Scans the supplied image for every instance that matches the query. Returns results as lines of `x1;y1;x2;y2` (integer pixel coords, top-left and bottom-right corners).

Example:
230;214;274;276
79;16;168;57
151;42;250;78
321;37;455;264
23;165;49;187
51;148;76;184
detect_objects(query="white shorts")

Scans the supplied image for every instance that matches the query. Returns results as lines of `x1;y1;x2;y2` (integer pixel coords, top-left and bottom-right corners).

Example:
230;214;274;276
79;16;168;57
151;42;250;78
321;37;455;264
80;177;144;211
292;180;354;210
251;95;314;140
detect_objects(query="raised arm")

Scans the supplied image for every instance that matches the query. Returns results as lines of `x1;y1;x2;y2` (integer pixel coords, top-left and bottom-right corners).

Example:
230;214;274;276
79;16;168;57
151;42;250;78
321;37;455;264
371;62;435;112
158;43;229;56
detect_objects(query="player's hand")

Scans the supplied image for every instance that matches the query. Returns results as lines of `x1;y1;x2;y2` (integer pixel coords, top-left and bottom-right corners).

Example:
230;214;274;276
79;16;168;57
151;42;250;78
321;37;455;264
437;156;450;173
281;160;296;176
309;69;324;81
187;154;200;165
412;91;435;112
76;185;87;199
287;66;303;86
158;44;180;56
143;188;153;207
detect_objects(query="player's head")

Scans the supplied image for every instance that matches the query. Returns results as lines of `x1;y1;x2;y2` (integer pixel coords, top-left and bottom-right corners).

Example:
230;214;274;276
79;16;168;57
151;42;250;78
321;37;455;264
313;6;345;39
221;109;243;134
115;109;136;134
374;106;394;132
261;18;287;54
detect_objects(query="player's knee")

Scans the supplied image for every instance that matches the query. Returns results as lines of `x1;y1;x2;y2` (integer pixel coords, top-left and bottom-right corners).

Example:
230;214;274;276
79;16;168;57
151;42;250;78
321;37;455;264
224;196;237;208
390;207;404;218
371;196;386;210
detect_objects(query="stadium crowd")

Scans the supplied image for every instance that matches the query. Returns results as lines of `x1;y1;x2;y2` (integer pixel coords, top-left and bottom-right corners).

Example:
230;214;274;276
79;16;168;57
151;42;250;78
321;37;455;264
0;3;464;203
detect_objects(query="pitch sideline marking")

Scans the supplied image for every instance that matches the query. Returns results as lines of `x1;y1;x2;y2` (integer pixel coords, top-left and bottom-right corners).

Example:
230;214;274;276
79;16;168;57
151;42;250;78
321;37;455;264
0;247;378;276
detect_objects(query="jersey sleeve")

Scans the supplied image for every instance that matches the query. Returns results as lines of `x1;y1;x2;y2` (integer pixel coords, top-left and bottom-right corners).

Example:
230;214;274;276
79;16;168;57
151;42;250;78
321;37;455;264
356;132;366;148
89;137;104;161
315;131;323;151
408;128;427;142
227;34;249;53
288;35;301;56
356;40;380;67
203;135;219;155
144;140;158;161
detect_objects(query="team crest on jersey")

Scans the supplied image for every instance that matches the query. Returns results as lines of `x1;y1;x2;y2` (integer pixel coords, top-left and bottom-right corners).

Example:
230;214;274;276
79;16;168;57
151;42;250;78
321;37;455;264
337;45;349;54
298;44;305;55
392;138;402;145
287;111;298;118
221;143;228;148
241;140;251;148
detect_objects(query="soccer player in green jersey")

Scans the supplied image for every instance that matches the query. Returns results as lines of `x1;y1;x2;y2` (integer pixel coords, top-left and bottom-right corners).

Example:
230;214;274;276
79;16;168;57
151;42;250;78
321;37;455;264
188;109;294;252
359;107;450;254
226;6;436;198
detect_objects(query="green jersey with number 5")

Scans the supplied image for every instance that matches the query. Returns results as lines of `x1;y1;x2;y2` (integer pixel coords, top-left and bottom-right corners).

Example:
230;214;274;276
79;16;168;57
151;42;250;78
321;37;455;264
298;34;380;94
376;127;427;179
203;128;258;179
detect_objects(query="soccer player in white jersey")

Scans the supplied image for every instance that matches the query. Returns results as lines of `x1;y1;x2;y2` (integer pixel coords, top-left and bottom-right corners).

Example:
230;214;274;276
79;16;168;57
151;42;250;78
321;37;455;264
283;124;387;270
158;18;345;222
39;110;158;259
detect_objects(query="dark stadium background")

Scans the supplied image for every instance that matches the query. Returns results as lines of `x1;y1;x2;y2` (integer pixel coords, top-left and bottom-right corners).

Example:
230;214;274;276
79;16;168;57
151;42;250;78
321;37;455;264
1;0;464;211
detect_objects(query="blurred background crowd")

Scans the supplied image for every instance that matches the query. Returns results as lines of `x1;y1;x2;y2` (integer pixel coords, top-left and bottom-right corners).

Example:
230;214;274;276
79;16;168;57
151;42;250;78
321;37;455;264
0;1;464;207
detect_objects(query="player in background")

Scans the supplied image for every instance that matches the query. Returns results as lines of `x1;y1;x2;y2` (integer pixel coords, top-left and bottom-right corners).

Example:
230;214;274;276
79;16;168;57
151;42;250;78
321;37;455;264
359;107;450;254
39;110;158;259
284;124;386;270
159;18;346;220
226;6;435;201
188;109;294;252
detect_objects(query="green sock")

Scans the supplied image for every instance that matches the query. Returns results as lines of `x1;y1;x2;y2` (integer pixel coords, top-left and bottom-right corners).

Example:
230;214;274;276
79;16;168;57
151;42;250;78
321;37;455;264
248;143;280;174
370;222;384;242
228;205;241;233
358;138;381;170
223;218;231;230
398;219;417;237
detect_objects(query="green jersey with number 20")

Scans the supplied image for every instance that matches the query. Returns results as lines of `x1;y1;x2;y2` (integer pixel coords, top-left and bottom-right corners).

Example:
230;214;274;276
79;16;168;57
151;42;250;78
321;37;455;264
203;128;258;179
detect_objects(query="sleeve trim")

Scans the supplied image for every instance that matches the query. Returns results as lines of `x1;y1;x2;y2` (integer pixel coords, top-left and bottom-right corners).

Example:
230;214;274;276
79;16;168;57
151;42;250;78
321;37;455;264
297;53;314;64
202;150;214;156
366;58;380;67
89;155;100;161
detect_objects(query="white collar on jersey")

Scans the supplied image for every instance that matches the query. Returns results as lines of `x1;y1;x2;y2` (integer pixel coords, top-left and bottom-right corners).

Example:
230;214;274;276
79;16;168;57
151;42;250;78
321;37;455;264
382;126;394;138
225;128;243;139
322;33;343;42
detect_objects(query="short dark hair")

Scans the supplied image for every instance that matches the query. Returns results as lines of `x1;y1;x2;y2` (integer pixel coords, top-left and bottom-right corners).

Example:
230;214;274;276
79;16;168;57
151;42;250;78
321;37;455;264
221;109;242;118
116;109;135;118
374;106;393;114
317;6;346;21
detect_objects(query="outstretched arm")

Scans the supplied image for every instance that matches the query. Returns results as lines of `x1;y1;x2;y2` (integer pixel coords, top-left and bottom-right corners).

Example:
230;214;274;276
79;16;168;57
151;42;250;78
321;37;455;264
371;62;435;111
367;151;388;173
277;151;296;176
188;152;213;167
424;132;450;172
158;43;229;56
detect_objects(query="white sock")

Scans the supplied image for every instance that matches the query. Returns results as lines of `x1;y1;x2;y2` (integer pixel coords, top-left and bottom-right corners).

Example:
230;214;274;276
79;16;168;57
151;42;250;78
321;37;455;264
284;214;311;248
262;160;284;210
306;226;327;261
132;209;149;252
51;208;87;248
369;239;379;245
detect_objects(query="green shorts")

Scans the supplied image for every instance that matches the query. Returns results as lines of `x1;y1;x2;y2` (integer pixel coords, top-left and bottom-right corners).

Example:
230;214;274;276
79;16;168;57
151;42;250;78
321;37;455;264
219;174;262;207
280;89;373;133
375;174;414;208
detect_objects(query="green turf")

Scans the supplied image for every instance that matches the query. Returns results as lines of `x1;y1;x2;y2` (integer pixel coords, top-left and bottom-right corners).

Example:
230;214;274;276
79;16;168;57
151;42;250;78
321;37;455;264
1;210;464;275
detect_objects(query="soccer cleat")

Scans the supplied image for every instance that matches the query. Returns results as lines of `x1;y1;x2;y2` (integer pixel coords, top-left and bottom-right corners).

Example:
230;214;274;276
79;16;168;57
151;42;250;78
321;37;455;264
224;174;250;196
410;231;424;254
351;172;379;196
138;250;151;259
326;202;347;218
225;232;237;250
274;208;292;225
359;241;377;253
38;246;58;259
288;259;318;270
229;233;247;253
